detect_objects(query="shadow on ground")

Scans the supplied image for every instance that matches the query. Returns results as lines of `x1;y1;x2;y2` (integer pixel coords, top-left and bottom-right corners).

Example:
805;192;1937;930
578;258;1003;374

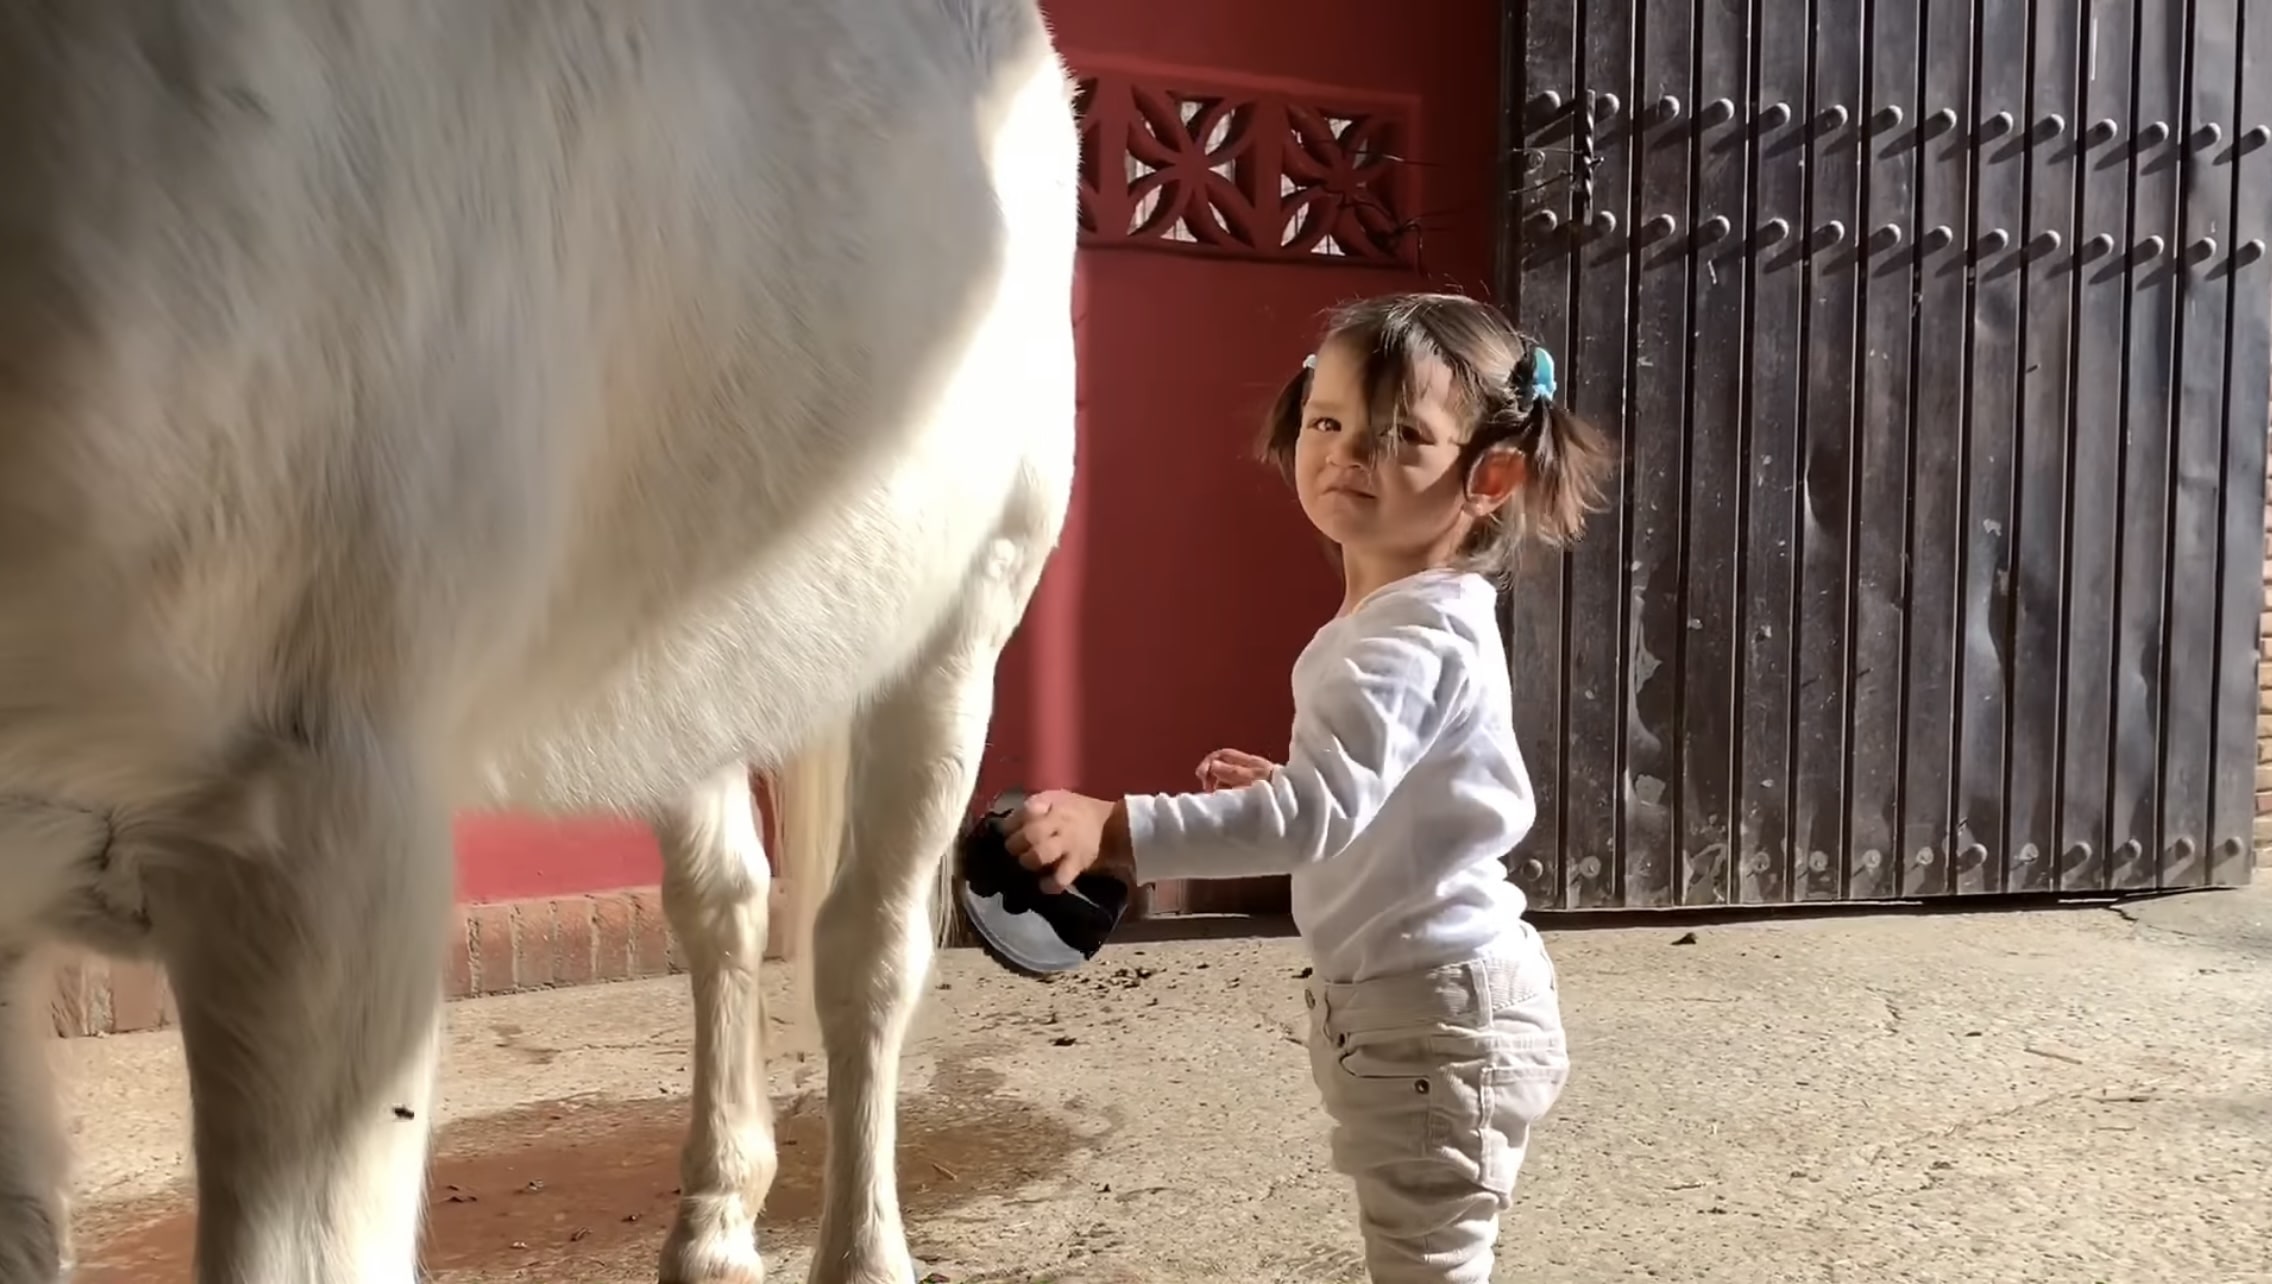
77;1066;1083;1281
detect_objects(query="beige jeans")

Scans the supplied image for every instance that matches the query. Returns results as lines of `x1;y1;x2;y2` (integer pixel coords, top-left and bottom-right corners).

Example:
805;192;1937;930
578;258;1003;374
1303;934;1570;1284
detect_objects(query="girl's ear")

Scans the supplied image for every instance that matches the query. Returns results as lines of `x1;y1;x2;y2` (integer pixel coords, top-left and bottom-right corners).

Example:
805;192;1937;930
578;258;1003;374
1463;446;1526;516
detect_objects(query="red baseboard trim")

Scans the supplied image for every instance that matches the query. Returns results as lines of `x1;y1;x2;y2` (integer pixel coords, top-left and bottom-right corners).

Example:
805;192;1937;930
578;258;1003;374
46;884;793;1039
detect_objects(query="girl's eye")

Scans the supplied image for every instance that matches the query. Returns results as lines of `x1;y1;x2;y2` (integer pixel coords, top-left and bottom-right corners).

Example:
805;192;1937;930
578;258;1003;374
1395;426;1425;445
1307;416;1340;433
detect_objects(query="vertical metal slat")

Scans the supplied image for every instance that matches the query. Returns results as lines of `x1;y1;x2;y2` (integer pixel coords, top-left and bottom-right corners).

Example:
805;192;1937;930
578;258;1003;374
1563;7;1640;909
1952;0;2031;895
1677;0;1755;904
1507;0;1581;910
1794;0;1867;899
2109;2;2184;891
2057;0;2138;893
1847;0;1925;900
1619;0;1696;907
2207;0;2271;887
2004;0;2086;895
1737;0;1811;903
1900;0;1977;896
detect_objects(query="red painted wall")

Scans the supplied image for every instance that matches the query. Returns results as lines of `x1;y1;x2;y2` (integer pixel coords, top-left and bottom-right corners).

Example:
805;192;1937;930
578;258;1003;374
455;0;1502;907
455;814;658;904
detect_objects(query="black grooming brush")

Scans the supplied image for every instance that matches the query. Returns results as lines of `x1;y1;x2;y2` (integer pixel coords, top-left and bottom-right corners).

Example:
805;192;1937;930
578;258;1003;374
954;788;1130;979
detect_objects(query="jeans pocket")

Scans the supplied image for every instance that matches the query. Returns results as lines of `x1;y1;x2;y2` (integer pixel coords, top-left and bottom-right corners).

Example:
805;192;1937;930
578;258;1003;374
1324;1032;1446;1167
1475;1035;1569;1197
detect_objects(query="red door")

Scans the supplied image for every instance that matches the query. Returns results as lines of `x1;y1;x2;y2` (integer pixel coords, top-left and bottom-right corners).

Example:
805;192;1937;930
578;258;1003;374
978;0;1505;916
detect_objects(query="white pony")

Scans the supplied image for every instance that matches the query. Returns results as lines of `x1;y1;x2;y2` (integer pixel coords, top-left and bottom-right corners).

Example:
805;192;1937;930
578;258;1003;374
0;2;1076;1282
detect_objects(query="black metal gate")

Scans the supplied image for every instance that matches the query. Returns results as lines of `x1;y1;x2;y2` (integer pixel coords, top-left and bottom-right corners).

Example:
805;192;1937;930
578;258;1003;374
1499;0;2272;909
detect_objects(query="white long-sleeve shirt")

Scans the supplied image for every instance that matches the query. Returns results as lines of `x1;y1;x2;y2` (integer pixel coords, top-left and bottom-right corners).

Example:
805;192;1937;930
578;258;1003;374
1125;568;1536;983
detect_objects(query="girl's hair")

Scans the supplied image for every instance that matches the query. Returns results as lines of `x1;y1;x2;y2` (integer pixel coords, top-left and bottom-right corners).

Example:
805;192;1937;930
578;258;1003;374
1257;292;1616;580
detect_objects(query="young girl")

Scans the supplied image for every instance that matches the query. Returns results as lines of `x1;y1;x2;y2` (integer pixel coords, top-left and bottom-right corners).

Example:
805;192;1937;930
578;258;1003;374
1004;291;1613;1284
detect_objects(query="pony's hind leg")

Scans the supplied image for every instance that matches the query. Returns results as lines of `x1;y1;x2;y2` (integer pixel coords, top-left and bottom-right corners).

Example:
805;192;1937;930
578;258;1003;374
655;766;777;1284
807;539;1056;1284
143;730;452;1283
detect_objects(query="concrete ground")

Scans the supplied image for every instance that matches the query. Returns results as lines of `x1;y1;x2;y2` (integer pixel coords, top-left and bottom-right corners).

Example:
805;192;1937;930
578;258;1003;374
57;882;2272;1284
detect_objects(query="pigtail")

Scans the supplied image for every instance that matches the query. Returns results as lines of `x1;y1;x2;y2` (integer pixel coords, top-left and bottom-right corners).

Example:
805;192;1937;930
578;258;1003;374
1253;356;1314;484
1518;401;1615;548
1506;341;1614;550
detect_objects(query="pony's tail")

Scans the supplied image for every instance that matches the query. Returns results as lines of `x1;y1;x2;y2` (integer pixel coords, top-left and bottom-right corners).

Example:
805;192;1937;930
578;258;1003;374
768;722;852;1036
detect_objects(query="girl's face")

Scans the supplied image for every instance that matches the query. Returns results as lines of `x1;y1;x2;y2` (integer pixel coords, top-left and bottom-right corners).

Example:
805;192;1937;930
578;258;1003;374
1293;340;1486;571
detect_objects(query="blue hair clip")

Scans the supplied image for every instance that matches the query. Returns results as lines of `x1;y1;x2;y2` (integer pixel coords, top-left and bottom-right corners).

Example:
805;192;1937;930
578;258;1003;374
1526;346;1557;406
1302;353;1318;371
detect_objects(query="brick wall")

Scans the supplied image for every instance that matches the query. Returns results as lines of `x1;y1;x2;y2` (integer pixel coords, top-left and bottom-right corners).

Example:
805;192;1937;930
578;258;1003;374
2260;426;2272;865
48;884;793;1039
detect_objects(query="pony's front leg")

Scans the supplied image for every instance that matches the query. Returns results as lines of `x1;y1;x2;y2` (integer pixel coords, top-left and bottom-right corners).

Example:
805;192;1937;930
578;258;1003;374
655;767;777;1284
0;802;129;1282
0;950;70;1284
147;739;451;1283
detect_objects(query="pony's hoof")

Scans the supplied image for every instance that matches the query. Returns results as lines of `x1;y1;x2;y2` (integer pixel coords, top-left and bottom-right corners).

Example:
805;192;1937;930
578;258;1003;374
657;1231;763;1284
802;1249;921;1284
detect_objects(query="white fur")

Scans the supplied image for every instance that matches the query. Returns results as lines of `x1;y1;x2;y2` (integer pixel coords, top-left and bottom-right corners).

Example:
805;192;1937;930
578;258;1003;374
0;2;1078;1281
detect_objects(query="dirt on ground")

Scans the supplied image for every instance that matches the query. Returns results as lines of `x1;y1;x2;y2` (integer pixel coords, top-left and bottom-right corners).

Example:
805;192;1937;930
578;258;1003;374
55;885;2272;1283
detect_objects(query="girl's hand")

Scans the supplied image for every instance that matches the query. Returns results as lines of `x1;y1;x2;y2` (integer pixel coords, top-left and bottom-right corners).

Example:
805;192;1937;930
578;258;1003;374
1196;748;1276;792
1005;790;1132;893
